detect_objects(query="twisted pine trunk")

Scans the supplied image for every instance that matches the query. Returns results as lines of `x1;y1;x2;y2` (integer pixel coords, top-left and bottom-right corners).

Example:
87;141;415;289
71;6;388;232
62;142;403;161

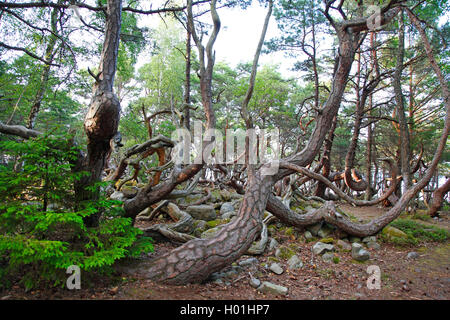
146;21;361;284
147;173;272;284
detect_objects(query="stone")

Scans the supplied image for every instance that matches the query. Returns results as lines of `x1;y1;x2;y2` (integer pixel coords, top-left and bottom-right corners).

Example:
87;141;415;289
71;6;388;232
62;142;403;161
304;231;313;240
337;239;352;251
257;282;288;296
220;189;232;201
307;223;322;236
366;241;381;250
312;242;334;255
200;227;222;239
362;236;377;243
275;246;296;260
287;255;303;270
317;226;332;238
110;191;126;201
349;236;361;243
193;220;208;238
322;252;334;263
319;237;334;244
269;263;284;275
121;186;138;198
239;257;259;267
220;202;234;216
250;278;261;288
351;243;370;261
221;211;236;220
382;226;408;239
268;238;279;251
407;251;419;259
186;205;216;221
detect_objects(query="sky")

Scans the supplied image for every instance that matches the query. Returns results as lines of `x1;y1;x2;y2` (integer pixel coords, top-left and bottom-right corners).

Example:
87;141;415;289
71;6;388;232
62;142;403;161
137;1;299;78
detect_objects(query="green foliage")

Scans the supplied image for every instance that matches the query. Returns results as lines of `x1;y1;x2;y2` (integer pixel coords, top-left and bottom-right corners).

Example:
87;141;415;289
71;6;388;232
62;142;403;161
386;219;449;245
0;134;153;290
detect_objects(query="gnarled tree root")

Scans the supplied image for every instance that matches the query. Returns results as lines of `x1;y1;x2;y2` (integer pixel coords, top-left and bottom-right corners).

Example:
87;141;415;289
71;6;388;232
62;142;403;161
145;173;272;284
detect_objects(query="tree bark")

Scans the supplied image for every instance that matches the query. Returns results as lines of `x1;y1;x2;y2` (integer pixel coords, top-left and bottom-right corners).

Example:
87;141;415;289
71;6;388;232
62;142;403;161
427;178;450;217
393;11;411;195
77;0;123;227
27;3;59;129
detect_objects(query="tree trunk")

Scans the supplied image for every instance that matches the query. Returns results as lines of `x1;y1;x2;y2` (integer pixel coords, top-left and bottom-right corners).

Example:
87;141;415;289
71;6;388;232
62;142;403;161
76;0;122;227
183;29;191;131
393;12;411;195
428;178;450;217
27;3;59;129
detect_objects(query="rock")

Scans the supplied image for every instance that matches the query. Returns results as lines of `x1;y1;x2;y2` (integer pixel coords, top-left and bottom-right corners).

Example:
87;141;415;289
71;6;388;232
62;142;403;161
249;278;261;288
220;189;232;201
200;227;222;239
257;282;288;296
337;239;352;251
312;242;334;255
366;241;381;250
186;205;216;221
319;237;334;244
362;236;377;243
382;226;408;239
407;251;419;259
221;211;236;220
351;243;370;262
305;206;315;213
269;263;284;275
121;186;138;198
192;220;208;238
213;279;224;285
275;246;296;260
220;202;234;216
304;231;313;240
206;219;229;228
307;223;322;236
110;190;126;201
317;225;332;238
349;236;361;243
287;255;303;270
239;257;259;267
230;192;243;200
322;252;334;263
268;238;279;251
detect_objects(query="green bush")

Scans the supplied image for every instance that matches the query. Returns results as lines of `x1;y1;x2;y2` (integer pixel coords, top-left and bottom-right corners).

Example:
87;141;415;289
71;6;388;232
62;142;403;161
0;133;153;290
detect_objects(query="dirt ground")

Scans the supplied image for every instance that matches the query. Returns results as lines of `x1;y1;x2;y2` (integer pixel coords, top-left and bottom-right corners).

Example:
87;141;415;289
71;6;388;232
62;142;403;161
1;204;449;300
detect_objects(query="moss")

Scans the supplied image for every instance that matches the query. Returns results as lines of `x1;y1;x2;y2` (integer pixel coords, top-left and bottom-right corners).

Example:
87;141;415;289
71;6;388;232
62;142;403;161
382;226;408;239
332;256;340;264
284;227;294;236
275;246;295;260
210;190;221;202
310;201;321;209
206;218;230;228
412;211;432;221
389;219;449;244
267;256;280;263
350;259;369;265
320;237;335;244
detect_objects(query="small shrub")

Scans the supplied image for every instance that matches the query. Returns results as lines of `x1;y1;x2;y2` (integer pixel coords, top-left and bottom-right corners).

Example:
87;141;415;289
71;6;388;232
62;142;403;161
0;133;153;290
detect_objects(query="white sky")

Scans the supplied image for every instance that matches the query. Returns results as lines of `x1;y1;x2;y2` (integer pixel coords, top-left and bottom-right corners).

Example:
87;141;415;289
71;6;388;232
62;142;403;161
136;1;299;78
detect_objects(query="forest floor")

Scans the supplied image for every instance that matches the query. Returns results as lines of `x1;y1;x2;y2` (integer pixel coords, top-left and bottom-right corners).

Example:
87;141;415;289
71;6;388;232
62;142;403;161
1;203;449;300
